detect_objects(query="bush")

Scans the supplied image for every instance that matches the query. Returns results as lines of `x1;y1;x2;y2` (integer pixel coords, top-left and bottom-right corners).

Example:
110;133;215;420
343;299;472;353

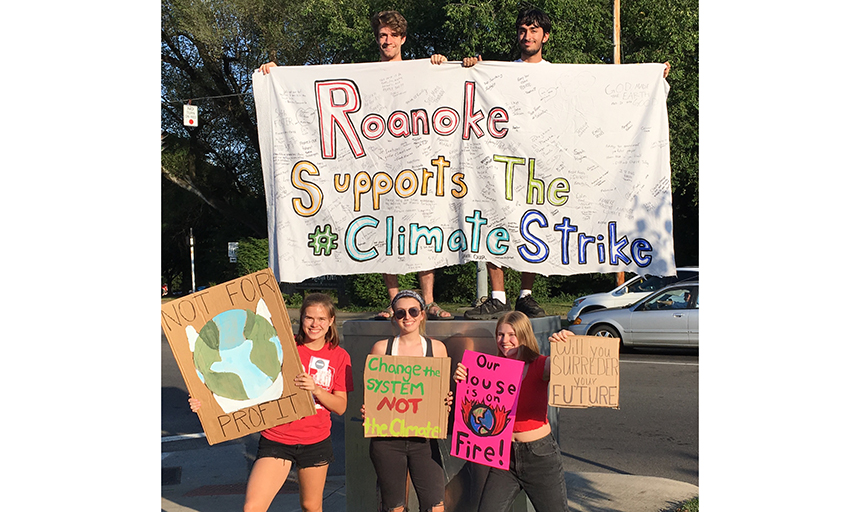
236;237;269;275
222;235;634;308
346;272;419;309
346;264;477;308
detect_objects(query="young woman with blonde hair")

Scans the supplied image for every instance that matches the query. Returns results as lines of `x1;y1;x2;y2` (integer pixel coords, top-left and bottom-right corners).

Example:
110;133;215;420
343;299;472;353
454;310;568;512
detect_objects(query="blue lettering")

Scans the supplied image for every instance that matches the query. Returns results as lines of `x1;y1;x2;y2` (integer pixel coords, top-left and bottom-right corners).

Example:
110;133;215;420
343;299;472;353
607;222;631;265
631;239;652;266
518;210;549;263
346;216;379;261
553;217;578;265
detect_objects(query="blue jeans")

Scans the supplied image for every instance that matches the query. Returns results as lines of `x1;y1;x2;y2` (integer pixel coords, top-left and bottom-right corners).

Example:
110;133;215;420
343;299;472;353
477;433;568;512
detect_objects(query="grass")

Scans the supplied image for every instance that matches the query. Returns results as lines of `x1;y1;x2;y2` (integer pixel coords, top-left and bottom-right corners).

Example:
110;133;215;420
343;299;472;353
670;497;698;512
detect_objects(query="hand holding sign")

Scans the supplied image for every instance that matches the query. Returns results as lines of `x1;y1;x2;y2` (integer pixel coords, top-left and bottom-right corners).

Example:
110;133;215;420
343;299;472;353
451;350;523;469
363;355;451;438
549;330;620;408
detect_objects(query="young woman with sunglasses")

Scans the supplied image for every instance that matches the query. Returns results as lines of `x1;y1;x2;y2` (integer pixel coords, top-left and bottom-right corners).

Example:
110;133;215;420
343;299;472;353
366;289;450;512
189;293;353;512
453;310;568;512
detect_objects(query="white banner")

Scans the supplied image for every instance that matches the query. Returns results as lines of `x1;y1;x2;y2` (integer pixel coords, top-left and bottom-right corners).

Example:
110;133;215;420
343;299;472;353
253;59;675;283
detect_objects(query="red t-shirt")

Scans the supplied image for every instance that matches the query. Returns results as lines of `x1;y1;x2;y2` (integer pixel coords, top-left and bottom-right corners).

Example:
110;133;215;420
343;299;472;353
513;355;549;432
261;342;353;445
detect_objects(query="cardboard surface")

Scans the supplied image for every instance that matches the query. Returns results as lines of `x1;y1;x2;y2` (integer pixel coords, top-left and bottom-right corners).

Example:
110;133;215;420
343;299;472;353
451;350;524;470
161;269;316;444
363;355;450;439
549;335;620;409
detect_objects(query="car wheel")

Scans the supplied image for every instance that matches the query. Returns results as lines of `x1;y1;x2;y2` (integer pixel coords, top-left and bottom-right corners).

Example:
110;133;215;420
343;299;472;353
589;324;624;345
589;324;619;338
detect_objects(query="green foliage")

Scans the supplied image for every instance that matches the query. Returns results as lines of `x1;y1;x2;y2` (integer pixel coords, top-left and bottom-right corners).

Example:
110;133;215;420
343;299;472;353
235;237;269;275
434;264;479;303
345;272;415;308
619;0;698;265
671;497;698;512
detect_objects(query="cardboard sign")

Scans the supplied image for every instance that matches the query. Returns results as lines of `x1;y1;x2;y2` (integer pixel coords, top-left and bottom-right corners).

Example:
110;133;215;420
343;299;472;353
549;335;620;409
363;355;450;439
161;269;316;444
451;350;523;470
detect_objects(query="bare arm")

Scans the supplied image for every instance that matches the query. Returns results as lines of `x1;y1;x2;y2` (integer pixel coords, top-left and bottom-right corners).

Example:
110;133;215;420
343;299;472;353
370;339;388;356
295;372;348;415
431;338;448;358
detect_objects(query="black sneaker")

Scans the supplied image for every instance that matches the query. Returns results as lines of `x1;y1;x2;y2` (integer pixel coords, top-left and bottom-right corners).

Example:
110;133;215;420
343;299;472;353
515;294;546;318
463;297;511;320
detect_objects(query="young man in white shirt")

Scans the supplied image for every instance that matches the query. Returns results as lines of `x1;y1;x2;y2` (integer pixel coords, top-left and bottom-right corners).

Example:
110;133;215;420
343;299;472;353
260;11;453;321
462;8;670;320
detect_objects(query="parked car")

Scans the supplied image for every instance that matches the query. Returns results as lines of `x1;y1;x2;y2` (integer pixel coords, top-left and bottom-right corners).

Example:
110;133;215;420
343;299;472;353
566;267;699;321
569;282;699;348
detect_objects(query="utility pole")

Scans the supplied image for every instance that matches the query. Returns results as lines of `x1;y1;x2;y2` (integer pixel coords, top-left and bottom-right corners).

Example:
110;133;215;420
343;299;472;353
613;0;621;65
613;0;626;287
475;261;488;306
189;228;197;293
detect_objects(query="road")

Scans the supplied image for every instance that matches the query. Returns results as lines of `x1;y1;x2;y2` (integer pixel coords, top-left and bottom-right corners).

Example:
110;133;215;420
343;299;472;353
163;331;698;486
556;350;699;486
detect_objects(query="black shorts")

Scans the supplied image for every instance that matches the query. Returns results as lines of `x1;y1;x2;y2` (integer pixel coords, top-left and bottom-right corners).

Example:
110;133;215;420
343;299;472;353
255;435;334;469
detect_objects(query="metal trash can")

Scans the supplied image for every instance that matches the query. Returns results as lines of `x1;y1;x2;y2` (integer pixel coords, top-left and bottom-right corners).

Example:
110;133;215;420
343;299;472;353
342;316;561;512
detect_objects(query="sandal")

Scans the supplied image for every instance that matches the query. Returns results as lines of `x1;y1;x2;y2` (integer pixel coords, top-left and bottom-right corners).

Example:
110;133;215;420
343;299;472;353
426;302;454;321
374;306;394;320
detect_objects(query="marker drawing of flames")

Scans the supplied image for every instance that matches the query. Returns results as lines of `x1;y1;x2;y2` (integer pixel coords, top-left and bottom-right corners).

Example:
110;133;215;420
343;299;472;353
461;397;512;437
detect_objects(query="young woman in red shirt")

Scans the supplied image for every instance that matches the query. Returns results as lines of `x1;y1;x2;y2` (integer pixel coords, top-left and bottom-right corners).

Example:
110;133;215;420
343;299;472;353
454;310;568;512
189;293;353;512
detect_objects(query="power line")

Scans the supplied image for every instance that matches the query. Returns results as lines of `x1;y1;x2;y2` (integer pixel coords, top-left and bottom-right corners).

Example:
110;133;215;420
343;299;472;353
162;92;252;105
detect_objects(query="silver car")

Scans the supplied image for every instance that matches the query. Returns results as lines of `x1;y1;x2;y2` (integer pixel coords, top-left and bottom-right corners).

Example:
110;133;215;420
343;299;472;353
567;267;698;321
569;282;699;348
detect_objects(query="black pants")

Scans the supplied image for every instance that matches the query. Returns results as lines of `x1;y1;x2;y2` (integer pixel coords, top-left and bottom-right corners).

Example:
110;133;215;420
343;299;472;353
370;437;445;512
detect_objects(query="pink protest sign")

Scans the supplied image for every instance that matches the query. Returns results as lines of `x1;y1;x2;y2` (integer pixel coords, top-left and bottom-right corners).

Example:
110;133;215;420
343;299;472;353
451;350;524;469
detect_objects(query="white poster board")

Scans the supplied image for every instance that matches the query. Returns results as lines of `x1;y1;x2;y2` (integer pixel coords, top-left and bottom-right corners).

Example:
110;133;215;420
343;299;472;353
253;60;674;282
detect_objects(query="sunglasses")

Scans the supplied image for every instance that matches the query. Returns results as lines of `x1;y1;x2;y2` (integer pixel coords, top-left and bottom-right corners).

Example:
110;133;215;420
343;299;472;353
394;307;422;320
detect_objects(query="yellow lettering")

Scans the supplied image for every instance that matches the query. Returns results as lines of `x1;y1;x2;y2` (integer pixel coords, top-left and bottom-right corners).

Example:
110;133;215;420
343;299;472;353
291;161;323;216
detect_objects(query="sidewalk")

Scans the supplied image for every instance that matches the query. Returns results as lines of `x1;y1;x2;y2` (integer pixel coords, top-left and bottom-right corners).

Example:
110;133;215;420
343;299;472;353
162;435;698;512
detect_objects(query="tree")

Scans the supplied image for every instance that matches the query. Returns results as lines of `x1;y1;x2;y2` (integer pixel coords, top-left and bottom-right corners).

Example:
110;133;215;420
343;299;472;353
620;0;699;265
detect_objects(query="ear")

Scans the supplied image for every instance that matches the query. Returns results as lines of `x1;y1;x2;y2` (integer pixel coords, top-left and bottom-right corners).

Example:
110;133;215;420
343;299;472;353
541;32;550;43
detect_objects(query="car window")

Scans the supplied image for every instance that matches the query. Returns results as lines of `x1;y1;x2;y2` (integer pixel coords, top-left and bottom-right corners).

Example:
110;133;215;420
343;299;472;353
628;270;698;293
629;275;677;293
639;286;696;311
677;270;698;282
